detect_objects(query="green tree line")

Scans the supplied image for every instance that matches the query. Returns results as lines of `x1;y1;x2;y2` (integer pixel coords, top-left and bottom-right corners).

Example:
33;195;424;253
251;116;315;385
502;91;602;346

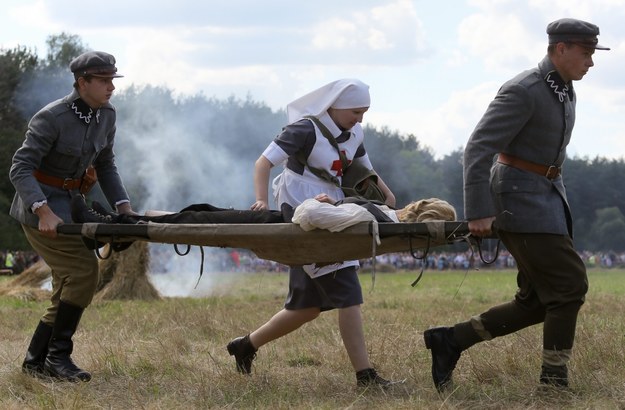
2;34;625;252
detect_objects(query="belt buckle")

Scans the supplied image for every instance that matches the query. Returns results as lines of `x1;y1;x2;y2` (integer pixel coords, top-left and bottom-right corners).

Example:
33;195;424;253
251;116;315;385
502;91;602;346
62;178;74;190
545;165;559;179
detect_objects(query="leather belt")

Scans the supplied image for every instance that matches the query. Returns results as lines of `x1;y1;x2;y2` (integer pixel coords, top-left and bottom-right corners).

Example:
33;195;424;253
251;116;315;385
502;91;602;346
497;153;561;180
33;169;82;190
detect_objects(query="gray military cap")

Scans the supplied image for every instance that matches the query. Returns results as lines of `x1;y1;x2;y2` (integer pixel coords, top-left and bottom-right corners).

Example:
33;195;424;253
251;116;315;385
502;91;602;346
547;18;610;50
69;51;124;79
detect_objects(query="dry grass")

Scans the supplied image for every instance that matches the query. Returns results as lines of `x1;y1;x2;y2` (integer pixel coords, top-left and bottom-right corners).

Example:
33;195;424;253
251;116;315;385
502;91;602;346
0;268;624;409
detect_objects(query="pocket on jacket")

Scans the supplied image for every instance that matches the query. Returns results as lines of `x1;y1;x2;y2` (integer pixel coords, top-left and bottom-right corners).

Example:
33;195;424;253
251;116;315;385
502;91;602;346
54;140;81;157
46;140;81;173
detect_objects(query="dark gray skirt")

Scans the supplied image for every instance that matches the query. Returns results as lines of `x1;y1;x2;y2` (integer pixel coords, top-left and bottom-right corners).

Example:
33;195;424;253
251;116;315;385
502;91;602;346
284;265;363;311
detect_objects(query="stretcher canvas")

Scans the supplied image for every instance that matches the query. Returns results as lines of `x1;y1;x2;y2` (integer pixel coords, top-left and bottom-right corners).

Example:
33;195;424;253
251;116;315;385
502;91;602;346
57;221;470;266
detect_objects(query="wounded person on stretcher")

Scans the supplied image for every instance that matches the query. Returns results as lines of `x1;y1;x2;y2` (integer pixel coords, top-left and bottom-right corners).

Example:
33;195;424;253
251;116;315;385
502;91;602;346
71;193;457;226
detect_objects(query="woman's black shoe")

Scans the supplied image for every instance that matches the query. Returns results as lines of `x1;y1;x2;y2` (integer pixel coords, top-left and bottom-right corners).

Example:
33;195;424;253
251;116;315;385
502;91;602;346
226;335;257;374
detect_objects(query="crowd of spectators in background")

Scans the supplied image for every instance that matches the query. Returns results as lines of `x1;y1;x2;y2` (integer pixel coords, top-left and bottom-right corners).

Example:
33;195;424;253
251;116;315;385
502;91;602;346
2;247;625;276
1;250;40;275
149;246;625;274
361;250;625;271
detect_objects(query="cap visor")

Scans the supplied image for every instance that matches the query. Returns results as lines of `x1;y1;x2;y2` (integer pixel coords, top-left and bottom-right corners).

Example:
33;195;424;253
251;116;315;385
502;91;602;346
572;41;611;51
90;73;124;78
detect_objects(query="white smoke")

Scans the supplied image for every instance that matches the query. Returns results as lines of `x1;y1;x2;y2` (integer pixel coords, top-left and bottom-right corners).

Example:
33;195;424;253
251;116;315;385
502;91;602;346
148;244;226;297
110;87;286;297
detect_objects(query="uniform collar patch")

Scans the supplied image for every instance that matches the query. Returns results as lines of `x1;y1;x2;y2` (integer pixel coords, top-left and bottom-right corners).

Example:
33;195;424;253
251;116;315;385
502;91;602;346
544;70;571;103
70;98;100;124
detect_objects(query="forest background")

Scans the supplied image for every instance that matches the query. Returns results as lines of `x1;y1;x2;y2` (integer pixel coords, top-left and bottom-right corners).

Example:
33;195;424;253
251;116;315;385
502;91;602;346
1;34;625;253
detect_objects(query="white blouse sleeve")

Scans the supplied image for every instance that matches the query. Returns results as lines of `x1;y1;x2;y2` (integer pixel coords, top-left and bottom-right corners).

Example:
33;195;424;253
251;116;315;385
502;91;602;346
261;141;289;166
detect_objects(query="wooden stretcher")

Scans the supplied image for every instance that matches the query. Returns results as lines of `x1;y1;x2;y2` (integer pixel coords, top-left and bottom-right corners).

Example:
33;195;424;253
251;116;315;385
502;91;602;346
57;221;472;266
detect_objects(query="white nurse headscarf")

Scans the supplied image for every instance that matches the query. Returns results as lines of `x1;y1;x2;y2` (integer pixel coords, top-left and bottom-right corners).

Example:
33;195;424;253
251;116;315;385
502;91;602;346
286;79;370;124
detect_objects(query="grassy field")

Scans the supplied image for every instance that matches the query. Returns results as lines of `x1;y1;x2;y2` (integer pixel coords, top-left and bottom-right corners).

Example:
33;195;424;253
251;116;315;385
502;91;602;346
1;268;624;409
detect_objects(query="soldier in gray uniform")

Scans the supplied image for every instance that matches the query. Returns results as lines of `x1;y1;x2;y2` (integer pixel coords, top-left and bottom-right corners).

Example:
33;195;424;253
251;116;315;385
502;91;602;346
10;51;136;382
423;18;609;390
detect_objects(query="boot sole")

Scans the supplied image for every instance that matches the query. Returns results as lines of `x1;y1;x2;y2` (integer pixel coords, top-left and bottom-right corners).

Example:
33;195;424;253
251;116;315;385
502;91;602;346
45;370;91;383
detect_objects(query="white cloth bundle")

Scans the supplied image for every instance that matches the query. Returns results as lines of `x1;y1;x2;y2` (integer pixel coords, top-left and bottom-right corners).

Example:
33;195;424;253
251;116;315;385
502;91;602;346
293;198;381;279
292;198;376;231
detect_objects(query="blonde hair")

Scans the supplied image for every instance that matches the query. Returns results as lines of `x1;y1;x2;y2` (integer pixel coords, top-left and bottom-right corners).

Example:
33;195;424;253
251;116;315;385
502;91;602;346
396;198;457;223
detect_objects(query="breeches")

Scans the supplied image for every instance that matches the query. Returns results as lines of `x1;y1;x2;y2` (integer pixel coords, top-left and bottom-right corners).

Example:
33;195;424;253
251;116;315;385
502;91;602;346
475;231;588;351
23;225;99;324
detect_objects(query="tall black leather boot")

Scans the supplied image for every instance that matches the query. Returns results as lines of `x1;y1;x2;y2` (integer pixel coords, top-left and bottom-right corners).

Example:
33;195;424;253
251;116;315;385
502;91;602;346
22;320;53;377
43;301;92;382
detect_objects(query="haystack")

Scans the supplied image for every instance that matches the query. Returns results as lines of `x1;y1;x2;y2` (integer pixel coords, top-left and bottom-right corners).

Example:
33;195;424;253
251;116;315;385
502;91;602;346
0;241;160;302
94;241;161;302
0;259;51;301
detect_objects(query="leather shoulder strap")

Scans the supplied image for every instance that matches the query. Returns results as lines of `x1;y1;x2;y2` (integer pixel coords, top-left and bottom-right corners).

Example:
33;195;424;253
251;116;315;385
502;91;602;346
304;115;349;170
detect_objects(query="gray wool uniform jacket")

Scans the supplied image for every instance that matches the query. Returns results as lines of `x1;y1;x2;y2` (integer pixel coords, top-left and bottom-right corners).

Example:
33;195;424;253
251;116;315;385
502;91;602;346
463;56;575;236
10;89;130;228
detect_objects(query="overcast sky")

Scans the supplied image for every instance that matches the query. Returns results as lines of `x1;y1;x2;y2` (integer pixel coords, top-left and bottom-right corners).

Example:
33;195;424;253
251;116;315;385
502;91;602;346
2;0;624;160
